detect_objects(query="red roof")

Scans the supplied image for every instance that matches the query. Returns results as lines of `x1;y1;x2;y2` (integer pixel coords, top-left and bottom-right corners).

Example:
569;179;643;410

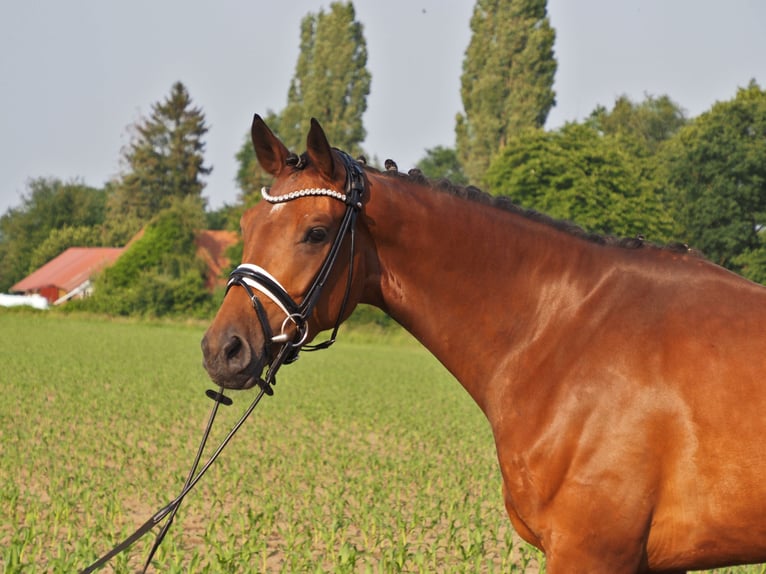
195;230;239;289
11;247;125;294
11;229;239;299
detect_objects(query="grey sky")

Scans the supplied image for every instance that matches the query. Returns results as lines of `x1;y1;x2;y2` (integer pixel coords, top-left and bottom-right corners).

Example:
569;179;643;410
1;1;764;216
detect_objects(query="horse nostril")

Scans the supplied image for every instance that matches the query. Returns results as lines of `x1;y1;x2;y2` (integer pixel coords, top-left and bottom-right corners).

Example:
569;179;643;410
202;328;254;383
224;335;243;362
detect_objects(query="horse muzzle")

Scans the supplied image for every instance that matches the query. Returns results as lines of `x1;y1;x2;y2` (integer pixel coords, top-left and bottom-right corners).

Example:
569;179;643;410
201;325;268;390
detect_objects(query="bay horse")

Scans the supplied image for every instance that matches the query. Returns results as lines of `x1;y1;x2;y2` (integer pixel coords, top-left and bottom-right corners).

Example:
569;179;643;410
202;115;766;573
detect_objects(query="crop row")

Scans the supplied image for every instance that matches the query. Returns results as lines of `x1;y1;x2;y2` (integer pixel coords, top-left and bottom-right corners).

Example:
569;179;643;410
0;312;763;572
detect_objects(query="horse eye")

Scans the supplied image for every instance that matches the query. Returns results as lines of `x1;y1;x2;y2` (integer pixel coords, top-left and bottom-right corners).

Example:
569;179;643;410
304;227;329;244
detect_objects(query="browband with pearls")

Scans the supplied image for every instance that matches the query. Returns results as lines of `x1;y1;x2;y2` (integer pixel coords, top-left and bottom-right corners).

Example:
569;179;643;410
261;186;347;204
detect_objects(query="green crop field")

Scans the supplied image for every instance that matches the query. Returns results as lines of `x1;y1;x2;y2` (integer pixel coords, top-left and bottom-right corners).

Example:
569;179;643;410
0;312;763;573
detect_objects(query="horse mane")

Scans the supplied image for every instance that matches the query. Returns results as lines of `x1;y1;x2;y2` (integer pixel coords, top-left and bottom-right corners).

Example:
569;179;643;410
288;151;696;255
371;161;698;256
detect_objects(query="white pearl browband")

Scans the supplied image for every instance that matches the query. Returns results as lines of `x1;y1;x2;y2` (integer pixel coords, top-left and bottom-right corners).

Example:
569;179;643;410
261;186;347;204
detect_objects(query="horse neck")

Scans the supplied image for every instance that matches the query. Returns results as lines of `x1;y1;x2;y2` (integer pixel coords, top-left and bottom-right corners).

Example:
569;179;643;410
360;176;608;409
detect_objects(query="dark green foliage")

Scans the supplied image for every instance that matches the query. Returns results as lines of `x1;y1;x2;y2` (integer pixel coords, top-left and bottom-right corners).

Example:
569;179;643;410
588;94;688;156
456;0;557;185
734;245;766;285
84;197;213;317
483;93;691;246
485;123;674;241
663;80;766;273
0;178;106;291
416;146;468;185
205;203;242;232
27;225;104;271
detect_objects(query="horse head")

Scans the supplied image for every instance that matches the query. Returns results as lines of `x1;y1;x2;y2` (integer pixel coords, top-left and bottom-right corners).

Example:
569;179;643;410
201;115;372;390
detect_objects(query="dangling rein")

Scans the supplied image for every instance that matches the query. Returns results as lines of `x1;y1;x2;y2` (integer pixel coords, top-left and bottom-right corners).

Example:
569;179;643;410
80;386;252;573
80;152;365;572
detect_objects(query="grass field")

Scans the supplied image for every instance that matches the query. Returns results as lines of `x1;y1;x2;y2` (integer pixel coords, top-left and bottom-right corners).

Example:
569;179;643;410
0;311;764;573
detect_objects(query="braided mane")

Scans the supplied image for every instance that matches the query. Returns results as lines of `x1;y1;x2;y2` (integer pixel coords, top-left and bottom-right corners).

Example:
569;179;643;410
374;162;696;255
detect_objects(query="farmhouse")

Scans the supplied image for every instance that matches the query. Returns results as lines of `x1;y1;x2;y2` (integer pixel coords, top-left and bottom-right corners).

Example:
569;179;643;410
10;247;125;305
9;230;239;306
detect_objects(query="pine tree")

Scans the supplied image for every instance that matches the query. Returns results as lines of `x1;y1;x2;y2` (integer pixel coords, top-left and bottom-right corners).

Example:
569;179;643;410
456;0;557;185
107;81;210;242
278;1;370;155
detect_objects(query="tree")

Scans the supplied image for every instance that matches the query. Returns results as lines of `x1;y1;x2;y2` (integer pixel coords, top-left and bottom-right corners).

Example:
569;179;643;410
734;243;766;285
27;226;103;271
416;146;468;185
485;123;674;241
0;178;106;291
234;3;370;205
456;0;557;185
106;81;211;243
278;1;371;155
588;94;688;157
85;196;212;317
664;80;766;273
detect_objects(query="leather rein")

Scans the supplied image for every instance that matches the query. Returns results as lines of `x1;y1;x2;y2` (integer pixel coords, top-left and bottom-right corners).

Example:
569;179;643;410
80;151;365;573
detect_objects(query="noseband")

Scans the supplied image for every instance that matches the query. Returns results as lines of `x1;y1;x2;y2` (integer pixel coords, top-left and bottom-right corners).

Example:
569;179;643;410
225;150;365;394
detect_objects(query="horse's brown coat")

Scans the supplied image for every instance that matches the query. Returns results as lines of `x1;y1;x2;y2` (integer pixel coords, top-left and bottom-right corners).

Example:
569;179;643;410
202;116;766;573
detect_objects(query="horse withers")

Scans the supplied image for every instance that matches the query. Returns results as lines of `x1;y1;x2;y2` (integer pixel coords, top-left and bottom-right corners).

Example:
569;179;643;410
202;115;766;573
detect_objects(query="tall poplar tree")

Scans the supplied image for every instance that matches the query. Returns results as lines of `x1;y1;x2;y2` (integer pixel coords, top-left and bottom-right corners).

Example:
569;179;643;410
276;1;370;154
107;81;211;242
235;1;370;205
456;0;557;185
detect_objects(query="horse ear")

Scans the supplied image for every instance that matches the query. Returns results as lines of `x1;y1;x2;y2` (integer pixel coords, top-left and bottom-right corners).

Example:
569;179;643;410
306;117;335;180
251;114;289;176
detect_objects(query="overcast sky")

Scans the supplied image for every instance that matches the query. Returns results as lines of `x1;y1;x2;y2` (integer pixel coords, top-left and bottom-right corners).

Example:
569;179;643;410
1;0;765;216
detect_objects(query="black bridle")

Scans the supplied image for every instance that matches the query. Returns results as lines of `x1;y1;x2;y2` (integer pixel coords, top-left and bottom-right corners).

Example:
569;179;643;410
80;151;365;573
225;149;365;393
